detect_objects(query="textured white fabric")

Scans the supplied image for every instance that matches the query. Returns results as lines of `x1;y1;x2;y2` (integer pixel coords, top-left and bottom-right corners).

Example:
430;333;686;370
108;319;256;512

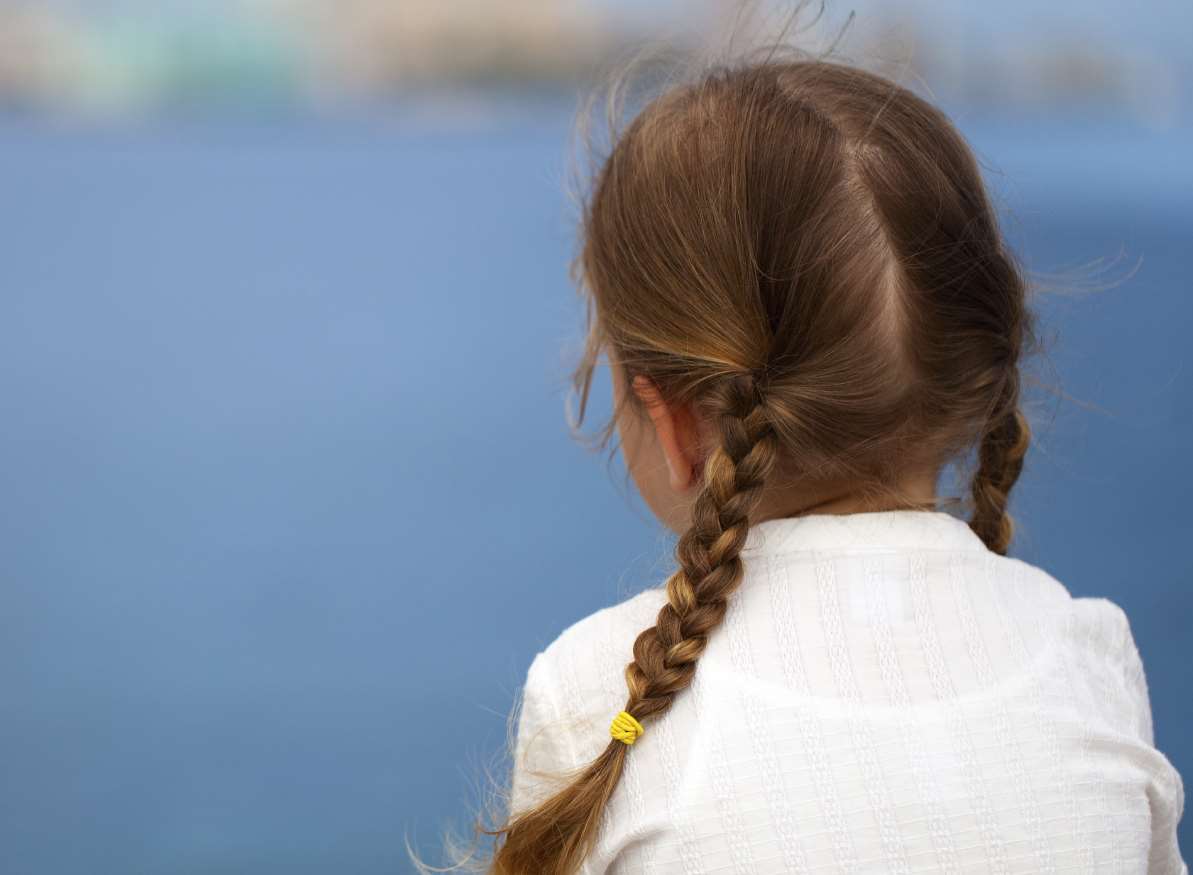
509;510;1187;873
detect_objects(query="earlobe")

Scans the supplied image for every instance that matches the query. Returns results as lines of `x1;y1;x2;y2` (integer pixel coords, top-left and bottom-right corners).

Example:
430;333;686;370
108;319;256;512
631;376;697;492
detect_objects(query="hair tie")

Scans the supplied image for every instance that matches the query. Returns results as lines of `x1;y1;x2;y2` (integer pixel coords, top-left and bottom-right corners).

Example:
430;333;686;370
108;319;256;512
610;710;644;745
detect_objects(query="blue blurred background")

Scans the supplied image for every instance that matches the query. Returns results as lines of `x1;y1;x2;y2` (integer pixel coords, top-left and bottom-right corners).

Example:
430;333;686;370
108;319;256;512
0;1;1190;871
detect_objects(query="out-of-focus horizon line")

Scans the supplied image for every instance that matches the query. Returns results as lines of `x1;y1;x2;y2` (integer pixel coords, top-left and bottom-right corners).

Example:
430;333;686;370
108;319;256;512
0;0;1187;129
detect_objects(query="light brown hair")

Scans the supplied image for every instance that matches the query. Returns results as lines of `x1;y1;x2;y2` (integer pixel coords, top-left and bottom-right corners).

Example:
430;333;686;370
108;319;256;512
484;44;1041;875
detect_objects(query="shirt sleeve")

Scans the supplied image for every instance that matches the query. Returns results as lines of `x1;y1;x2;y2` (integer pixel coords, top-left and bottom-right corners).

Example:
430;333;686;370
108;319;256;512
1149;765;1187;870
507;649;580;819
1142;716;1187;874
1115;614;1188;874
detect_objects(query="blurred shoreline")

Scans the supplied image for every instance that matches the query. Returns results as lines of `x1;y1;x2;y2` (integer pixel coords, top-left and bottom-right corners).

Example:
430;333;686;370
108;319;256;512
0;1;1187;128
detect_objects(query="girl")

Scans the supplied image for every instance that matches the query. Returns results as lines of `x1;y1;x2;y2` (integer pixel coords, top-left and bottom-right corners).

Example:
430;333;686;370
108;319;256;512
488;56;1186;874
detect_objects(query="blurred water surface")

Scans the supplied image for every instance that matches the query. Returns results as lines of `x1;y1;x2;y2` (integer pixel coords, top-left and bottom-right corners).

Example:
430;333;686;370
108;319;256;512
0;103;1189;872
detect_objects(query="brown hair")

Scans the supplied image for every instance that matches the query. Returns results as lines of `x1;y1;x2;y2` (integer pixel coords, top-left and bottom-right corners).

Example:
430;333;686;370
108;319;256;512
485;46;1041;875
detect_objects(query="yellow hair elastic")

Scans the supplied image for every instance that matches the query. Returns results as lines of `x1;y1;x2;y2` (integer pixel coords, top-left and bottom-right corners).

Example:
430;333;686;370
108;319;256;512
610;710;644;745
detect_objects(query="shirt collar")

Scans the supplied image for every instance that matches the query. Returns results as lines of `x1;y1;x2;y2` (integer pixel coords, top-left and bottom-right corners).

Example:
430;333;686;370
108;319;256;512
740;509;990;556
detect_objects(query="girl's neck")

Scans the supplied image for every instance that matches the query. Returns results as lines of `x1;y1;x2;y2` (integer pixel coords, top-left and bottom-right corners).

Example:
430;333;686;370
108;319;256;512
757;471;940;522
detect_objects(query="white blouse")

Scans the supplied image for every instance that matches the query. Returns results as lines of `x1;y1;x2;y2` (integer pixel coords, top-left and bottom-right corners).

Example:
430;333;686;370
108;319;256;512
509;510;1187;873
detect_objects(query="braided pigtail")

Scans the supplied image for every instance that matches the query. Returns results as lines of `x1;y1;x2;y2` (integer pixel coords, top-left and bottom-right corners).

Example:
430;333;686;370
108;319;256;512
968;370;1032;556
624;376;777;723
489;376;777;874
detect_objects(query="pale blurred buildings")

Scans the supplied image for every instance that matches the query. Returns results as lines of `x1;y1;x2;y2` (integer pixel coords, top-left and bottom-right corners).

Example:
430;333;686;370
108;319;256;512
274;0;621;92
0;7;79;108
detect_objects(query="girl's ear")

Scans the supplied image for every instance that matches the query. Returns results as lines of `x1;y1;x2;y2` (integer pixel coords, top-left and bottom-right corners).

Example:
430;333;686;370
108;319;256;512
630;376;701;492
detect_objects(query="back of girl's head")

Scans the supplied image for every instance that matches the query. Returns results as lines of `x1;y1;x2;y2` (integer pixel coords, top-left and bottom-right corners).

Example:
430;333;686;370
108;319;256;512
483;41;1040;875
575;55;1036;551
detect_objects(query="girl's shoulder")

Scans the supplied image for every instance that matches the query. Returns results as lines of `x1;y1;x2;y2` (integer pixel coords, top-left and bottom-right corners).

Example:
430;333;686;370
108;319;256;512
998;553;1160;747
508;587;667;815
997;553;1137;649
525;585;669;738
